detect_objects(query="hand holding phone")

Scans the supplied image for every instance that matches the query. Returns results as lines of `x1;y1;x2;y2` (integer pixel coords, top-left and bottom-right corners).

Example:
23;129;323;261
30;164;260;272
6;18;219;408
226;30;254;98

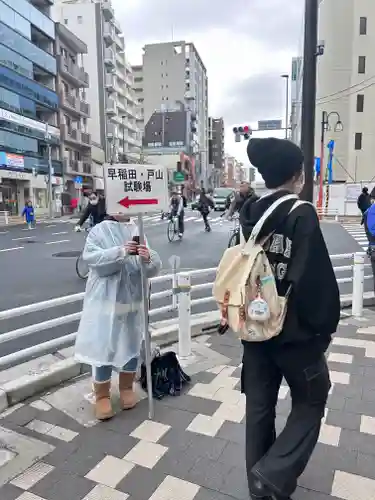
125;235;140;255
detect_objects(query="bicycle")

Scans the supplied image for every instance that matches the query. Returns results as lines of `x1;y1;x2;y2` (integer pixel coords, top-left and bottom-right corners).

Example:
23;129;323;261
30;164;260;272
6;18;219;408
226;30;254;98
167;216;182;242
75;221;92;279
227;215;240;248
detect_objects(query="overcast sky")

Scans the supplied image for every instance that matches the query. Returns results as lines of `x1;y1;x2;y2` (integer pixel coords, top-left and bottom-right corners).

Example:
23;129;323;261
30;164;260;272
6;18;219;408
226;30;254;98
113;0;305;165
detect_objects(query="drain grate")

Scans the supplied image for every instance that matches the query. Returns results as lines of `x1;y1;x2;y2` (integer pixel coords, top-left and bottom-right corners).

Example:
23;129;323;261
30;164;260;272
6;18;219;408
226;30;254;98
52;251;81;258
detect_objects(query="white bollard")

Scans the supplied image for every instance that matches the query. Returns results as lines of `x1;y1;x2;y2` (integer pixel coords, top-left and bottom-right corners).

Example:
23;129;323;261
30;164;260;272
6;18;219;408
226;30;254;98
352;252;365;317
4;211;8;225
177;272;191;357
172;271;178;309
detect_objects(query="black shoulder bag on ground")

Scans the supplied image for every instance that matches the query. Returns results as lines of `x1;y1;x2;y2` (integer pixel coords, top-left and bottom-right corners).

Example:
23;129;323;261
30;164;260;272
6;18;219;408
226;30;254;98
140;351;191;399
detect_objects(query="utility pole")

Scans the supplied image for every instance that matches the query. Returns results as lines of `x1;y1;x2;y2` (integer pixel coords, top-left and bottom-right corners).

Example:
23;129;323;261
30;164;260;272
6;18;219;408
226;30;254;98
281;74;289;139
300;0;319;203
45;123;53;219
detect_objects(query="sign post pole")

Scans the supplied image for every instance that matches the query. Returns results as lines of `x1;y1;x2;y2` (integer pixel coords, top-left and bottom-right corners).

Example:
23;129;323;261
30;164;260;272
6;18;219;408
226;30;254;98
137;214;154;419
104;162;169;420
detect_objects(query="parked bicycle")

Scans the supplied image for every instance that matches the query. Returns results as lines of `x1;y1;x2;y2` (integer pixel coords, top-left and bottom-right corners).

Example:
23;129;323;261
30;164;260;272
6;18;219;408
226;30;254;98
167;216;182;242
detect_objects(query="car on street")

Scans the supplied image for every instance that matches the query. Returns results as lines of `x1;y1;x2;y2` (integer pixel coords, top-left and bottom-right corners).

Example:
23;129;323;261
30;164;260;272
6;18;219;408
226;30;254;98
212;187;235;211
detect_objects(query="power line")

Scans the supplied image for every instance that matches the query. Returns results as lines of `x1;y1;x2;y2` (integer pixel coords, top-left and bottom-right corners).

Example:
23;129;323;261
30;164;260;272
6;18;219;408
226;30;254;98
316;74;375;102
318;80;375;105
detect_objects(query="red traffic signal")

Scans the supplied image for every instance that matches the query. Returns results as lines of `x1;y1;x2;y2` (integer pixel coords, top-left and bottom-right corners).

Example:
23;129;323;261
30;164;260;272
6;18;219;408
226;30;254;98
244;125;250;133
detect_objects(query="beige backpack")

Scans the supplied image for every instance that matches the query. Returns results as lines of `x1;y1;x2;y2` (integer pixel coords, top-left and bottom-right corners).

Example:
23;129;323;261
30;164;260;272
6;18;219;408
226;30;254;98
213;194;307;342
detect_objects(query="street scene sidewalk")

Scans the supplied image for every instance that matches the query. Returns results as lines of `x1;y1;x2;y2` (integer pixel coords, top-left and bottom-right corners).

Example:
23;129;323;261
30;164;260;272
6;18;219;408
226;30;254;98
1;311;375;500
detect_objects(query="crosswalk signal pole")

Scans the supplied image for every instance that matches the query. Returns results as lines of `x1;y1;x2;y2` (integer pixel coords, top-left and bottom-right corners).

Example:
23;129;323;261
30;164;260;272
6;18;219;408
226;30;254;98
300;0;319;203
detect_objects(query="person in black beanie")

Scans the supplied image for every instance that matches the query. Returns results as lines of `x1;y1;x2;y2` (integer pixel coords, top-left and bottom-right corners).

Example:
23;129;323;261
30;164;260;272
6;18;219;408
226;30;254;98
240;138;340;500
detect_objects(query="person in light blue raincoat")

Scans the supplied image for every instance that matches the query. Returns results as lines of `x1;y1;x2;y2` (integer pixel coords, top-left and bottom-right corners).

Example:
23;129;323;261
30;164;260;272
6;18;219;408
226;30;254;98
75;214;161;420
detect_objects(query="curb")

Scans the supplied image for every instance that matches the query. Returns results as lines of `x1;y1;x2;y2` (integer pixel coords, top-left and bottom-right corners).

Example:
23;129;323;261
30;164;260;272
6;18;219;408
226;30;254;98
0;312;221;413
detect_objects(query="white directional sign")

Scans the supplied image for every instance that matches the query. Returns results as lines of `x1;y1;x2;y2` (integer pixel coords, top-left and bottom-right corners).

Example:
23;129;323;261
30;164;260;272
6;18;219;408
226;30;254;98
104;163;169;215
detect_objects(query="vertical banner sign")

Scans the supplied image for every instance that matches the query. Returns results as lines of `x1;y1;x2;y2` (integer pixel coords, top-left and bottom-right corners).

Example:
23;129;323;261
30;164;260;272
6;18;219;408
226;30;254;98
104;164;169;419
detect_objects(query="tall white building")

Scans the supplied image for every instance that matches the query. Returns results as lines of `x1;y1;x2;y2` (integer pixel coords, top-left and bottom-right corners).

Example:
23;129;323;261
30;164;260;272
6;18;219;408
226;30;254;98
52;0;141;179
315;0;375;182
133;41;209;187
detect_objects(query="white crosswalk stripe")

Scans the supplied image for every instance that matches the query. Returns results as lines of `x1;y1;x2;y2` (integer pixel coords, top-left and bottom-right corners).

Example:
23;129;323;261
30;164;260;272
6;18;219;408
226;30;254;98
342;223;368;251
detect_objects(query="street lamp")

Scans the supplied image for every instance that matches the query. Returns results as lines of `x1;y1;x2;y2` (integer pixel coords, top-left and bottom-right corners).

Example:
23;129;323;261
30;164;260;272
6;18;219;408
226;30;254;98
317;110;343;211
281;74;289;139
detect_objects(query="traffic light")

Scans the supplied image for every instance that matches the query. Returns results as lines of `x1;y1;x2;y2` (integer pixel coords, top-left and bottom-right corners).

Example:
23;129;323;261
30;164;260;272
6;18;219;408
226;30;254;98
233;125;251;142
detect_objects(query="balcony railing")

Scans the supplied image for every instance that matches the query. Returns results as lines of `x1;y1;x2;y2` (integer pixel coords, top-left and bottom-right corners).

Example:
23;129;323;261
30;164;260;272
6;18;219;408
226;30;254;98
104;48;115;67
81;132;91;145
60;92;90;117
83;162;92;174
62;126;91;147
58;56;89;87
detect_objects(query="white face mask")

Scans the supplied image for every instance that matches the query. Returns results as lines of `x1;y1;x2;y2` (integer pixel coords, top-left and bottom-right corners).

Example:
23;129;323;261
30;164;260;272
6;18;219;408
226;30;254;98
90;198;98;205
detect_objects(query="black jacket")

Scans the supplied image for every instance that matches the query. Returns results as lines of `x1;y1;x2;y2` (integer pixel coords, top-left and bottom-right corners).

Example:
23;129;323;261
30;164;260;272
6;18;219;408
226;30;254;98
240;190;340;347
198;194;214;214
358;193;371;214
78;198;106;226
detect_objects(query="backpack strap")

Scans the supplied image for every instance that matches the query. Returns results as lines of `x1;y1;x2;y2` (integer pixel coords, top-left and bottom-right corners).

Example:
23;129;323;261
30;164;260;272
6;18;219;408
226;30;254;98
242;194;298;255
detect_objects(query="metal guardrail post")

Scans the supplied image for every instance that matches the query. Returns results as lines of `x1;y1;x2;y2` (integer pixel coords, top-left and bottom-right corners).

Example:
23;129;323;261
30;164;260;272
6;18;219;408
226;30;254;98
352;252;365;317
177;272;191;357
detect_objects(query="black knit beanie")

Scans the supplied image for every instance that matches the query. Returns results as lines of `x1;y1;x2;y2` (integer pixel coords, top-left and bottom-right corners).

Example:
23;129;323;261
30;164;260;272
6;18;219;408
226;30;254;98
247;137;304;189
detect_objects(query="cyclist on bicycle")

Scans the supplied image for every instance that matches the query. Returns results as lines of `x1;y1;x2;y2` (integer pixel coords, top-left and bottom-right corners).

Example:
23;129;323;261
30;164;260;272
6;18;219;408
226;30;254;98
225;182;258;243
169;191;184;238
75;192;106;232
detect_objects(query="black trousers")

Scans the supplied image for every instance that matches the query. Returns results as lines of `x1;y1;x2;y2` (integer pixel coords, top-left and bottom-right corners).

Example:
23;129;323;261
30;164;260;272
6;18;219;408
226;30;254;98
178;212;184;234
202;212;210;228
242;339;330;497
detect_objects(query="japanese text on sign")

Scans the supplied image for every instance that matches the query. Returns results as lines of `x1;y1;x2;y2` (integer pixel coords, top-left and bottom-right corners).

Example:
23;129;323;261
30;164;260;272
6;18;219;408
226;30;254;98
107;167;164;194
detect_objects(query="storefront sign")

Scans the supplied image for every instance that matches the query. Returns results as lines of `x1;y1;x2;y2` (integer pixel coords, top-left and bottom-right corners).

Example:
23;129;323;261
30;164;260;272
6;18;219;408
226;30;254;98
0;108;60;139
0;168;31;180
0;152;24;169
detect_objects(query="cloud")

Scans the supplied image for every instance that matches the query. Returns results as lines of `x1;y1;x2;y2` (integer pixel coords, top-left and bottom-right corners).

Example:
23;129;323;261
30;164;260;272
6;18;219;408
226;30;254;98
116;0;304;53
221;72;288;126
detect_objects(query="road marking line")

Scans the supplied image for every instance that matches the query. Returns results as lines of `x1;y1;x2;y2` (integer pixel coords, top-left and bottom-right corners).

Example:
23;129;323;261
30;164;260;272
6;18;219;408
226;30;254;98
45;239;70;245
12;236;34;241
0;231;8;234
45;224;57;228
52;231;68;235
0;246;24;252
21;228;34;231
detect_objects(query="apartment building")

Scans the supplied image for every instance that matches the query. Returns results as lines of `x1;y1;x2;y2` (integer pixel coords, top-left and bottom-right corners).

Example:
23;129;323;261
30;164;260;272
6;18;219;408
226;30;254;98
208;117;225;187
0;0;62;215
55;23;92;194
315;0;375;182
139;41;209;187
52;0;141;176
132;64;144;132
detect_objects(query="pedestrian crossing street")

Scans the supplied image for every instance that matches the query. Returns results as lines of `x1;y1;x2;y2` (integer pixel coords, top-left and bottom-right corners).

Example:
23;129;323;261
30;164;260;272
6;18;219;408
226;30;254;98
342;222;368;251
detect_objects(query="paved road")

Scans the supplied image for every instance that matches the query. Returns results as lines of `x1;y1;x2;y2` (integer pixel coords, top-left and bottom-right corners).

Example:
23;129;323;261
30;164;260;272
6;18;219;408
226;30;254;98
0;216;371;360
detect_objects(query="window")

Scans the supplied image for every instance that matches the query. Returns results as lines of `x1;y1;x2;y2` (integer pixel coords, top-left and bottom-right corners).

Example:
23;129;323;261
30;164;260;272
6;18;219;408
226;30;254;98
0;0;31;39
358;56;366;74
77;16;83;23
0;86;36;117
0;22;56;75
64;19;68;25
1;0;55;39
360;17;367;35
354;132;362;150
0;65;59;109
0;129;38;153
357;94;364;112
0;42;33;78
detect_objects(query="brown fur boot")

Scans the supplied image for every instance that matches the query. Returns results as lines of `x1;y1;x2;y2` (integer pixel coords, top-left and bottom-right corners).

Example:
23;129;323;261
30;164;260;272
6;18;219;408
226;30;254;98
93;381;114;420
119;372;137;410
